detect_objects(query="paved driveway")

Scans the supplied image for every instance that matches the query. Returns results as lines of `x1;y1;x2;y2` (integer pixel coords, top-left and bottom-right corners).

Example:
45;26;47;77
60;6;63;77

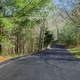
0;47;80;80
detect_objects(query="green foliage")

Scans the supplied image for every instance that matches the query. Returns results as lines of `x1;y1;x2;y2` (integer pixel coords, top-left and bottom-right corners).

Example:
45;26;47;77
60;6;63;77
1;37;14;54
17;18;38;28
59;22;77;46
0;18;13;30
44;28;53;47
0;0;52;55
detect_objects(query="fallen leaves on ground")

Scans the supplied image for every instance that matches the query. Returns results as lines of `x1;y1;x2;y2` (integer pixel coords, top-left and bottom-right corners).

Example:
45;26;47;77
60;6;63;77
0;56;9;62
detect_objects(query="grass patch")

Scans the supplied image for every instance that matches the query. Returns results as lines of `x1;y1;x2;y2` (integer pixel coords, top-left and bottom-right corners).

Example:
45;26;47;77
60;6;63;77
68;48;80;58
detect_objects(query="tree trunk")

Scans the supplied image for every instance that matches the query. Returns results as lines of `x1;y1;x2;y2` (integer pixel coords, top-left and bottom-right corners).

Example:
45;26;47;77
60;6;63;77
38;18;45;51
0;26;3;54
0;45;2;54
15;33;19;54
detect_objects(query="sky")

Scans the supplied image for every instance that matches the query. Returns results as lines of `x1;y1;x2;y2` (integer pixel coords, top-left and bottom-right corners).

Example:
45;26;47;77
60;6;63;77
53;0;76;11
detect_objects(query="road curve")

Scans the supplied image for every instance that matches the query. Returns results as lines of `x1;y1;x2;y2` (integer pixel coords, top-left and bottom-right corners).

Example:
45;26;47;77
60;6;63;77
0;49;80;80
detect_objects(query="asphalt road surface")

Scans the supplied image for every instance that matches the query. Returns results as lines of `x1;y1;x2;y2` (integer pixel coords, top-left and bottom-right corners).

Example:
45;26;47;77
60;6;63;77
0;47;80;80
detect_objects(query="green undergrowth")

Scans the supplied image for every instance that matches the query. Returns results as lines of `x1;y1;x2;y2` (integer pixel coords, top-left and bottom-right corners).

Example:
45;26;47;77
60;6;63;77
68;48;80;58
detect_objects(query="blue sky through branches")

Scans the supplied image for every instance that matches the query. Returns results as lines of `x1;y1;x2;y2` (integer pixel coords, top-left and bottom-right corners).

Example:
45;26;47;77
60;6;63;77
53;0;75;11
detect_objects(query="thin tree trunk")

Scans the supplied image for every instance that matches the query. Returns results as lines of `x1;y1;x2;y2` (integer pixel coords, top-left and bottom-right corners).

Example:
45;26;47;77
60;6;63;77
15;33;19;54
0;26;3;54
38;18;45;51
0;45;2;54
0;2;3;54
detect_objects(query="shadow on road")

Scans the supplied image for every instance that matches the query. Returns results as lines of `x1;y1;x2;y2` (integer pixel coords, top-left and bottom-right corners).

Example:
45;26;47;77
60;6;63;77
34;44;80;61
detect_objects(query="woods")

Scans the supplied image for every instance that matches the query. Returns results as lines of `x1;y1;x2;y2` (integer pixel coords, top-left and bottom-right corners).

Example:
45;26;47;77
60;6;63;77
0;0;52;55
